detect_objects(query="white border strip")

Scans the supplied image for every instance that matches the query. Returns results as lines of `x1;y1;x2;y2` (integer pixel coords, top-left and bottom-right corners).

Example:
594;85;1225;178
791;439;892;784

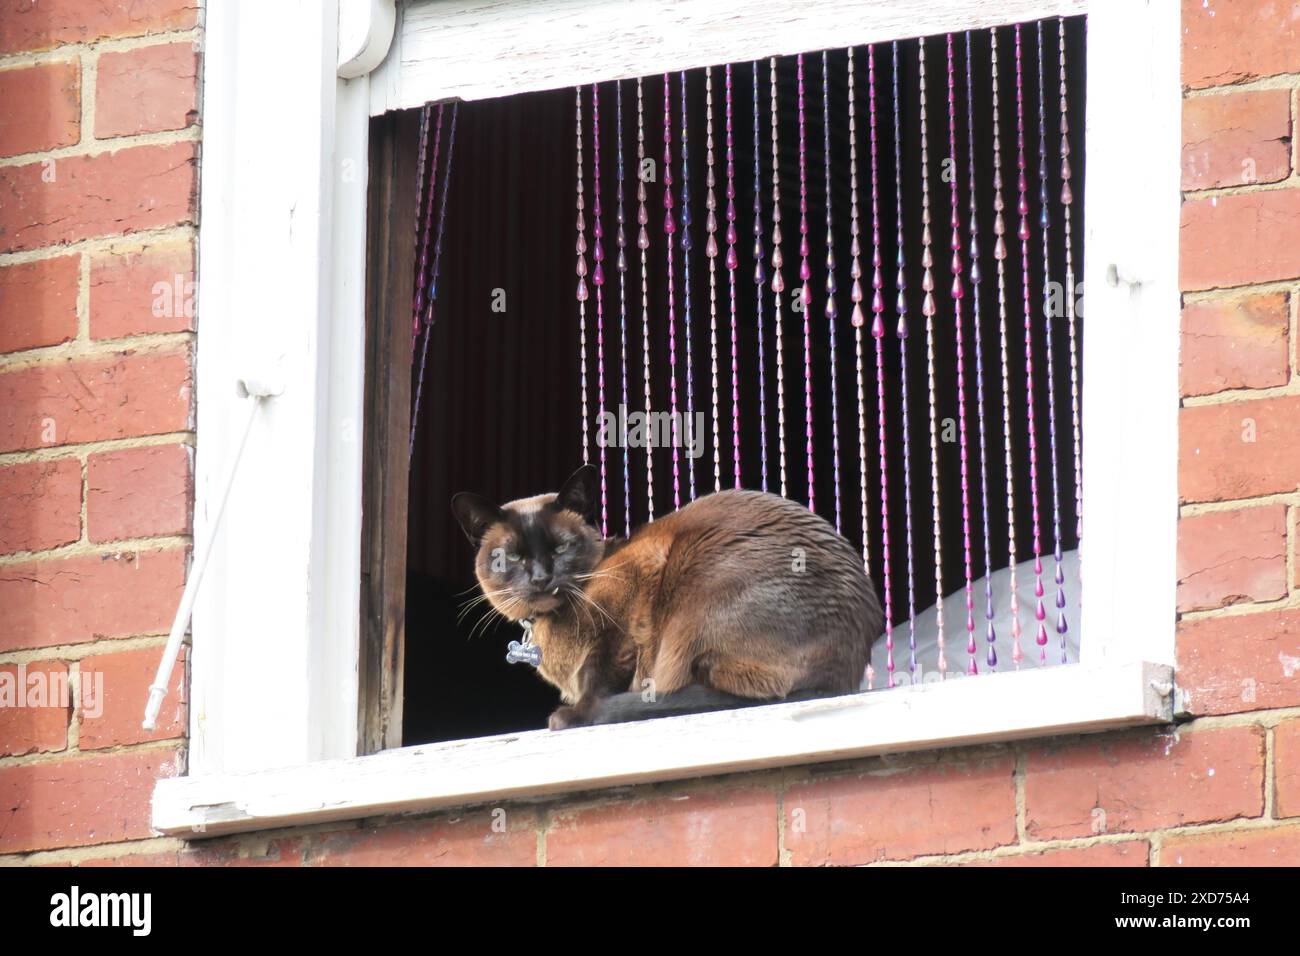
155;662;1171;838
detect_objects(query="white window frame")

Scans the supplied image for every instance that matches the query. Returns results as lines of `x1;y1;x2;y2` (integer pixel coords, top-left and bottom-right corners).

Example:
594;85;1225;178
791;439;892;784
153;0;1180;838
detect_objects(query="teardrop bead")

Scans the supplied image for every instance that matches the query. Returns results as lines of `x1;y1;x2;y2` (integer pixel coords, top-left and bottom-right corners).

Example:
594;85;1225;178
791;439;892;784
850;303;866;328
725;246;738;270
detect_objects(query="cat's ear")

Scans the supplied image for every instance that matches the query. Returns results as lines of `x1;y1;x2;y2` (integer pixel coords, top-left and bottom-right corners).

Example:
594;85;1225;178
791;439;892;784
554;464;598;526
451;492;504;545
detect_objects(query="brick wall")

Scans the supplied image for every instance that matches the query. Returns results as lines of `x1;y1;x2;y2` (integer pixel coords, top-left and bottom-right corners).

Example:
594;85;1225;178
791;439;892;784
3;0;1300;867
0;0;199;861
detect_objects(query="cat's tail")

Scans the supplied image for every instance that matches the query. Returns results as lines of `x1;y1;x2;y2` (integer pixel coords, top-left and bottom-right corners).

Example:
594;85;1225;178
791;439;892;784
590;685;836;725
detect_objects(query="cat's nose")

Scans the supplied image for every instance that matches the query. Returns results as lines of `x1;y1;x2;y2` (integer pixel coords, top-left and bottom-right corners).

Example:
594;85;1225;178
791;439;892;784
530;564;552;587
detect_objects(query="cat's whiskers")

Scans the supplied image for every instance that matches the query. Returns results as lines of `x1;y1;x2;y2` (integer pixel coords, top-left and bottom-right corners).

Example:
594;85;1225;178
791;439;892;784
565;583;625;634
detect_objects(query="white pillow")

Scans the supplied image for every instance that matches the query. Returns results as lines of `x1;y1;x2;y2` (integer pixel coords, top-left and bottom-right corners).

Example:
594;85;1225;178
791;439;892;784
866;548;1082;689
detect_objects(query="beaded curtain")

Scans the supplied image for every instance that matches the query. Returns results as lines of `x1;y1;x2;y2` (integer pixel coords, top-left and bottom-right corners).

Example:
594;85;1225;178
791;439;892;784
410;17;1085;685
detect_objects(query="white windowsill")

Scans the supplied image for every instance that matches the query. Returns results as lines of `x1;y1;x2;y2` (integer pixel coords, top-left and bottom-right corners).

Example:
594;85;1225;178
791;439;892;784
153;660;1173;838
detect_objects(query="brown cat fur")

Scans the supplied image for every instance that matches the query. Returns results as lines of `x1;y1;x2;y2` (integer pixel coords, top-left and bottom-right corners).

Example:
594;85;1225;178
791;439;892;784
452;465;882;729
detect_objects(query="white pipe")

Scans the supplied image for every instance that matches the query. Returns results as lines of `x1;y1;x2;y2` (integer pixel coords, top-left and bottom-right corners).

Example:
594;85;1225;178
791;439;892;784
143;376;279;731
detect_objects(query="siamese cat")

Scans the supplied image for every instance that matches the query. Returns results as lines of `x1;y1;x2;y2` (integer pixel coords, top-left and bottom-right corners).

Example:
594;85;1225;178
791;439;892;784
452;465;882;730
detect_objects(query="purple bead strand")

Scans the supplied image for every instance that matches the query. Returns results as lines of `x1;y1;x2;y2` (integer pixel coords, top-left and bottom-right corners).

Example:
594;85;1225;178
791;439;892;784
966;31;997;669
410;103;458;459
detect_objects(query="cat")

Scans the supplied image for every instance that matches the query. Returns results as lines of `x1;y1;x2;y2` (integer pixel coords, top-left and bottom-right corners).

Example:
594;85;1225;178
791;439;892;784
452;465;883;730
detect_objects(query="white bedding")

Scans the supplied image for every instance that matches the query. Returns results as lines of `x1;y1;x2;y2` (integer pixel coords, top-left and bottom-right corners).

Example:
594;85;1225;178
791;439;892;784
865;548;1081;689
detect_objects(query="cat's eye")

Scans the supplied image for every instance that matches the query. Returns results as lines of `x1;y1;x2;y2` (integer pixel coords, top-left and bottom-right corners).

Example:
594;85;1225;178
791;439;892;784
506;552;521;562
554;541;569;554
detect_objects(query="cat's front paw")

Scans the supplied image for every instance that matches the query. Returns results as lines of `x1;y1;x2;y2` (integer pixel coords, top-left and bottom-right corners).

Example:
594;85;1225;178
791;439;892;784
548;706;588;731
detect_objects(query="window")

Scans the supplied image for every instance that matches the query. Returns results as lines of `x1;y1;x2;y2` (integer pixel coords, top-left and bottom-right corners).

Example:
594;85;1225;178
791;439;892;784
154;0;1180;838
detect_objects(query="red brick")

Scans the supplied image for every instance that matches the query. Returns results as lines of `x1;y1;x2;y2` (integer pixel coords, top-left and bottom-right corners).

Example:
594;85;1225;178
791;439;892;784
87;443;191;542
1178;608;1300;715
547;787;778;866
95;42;198;138
1183;0;1300;89
78;644;185;749
0;458;81;555
1274;718;1300;818
1181;189;1300;292
958;840;1150;867
178;838;304;868
1179;396;1300;503
1025;725;1265;839
1180;293;1289;397
0;255;80;353
0;547;185;653
0;661;70;756
1160;824;1300;866
0;60;79;158
1182;90;1292;191
303;812;540;867
785;758;1016;865
78;850;180;867
0;0;199;56
1177;506;1287;612
89;241;194;339
0;348;192;454
0;747;180;853
0;142;196;253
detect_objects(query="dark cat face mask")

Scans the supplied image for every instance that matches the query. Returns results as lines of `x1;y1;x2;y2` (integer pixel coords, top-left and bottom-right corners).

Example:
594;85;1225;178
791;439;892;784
452;466;605;621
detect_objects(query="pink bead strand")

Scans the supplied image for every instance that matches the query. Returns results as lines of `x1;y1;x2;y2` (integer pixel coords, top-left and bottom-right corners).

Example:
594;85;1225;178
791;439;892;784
679;73;697;502
966;31;998;669
991;29;1023;666
663;73;682;511
823;50;843;534
866;45;895;686
893;40;918;680
1014;26;1049;663
770;57;788;500
1037;20;1068;660
575;87;591;467
848;48;871;583
592;83;609;537
753;61;770;494
726;64;742;490
945;34;977;676
797;54;815;512
615;81;632;537
636;78;655;520
706;67;722;494
918;36;947;678
1059;16;1083;607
